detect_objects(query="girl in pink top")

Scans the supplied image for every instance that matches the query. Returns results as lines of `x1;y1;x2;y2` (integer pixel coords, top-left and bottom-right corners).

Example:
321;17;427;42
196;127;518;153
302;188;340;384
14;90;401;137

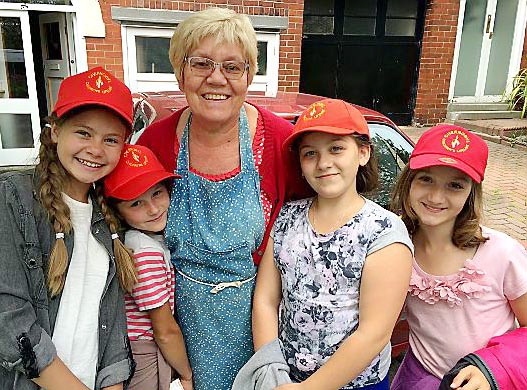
390;124;527;390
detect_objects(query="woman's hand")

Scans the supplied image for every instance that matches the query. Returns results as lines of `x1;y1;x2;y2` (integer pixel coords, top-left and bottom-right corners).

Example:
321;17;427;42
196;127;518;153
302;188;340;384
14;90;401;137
450;365;490;390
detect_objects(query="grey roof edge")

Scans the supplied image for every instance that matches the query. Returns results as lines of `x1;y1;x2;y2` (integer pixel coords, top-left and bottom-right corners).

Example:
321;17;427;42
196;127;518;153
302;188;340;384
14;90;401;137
111;7;288;30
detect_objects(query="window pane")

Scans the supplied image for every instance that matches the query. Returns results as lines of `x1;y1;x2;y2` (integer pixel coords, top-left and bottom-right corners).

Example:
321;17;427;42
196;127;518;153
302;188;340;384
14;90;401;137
0;113;33;148
387;0;418;18
304;0;335;15
303;15;334;34
43;22;62;60
344;0;377;17
0;17;28;98
344;17;376;36
135;36;172;74
385;19;416;36
369;123;412;208
257;41;267;76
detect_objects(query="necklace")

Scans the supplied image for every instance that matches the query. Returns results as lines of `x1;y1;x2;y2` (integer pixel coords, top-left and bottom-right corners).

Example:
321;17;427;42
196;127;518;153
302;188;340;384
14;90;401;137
310;197;361;234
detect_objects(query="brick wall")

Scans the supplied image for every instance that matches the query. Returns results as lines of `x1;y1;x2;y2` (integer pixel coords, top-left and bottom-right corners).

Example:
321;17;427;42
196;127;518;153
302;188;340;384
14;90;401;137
522;23;527;70
413;0;460;125
89;0;304;92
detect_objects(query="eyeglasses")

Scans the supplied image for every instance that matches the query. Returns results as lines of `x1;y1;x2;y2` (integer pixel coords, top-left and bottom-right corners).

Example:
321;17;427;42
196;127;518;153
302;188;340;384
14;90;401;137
185;56;249;80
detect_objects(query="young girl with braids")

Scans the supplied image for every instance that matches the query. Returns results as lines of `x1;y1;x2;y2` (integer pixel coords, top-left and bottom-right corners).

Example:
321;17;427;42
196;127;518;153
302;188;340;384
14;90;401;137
0;67;137;390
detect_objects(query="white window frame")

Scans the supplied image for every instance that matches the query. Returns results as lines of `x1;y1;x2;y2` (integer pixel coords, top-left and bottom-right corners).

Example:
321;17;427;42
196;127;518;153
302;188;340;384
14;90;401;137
0;9;40;166
122;25;280;96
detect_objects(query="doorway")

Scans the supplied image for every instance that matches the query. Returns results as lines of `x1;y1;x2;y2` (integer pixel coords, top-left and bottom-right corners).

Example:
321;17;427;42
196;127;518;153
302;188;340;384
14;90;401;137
39;12;72;114
451;0;524;103
300;0;426;125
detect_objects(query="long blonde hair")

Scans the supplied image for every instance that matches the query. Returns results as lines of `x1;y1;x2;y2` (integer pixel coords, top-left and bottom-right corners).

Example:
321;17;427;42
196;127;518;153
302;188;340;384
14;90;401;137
36;115;137;297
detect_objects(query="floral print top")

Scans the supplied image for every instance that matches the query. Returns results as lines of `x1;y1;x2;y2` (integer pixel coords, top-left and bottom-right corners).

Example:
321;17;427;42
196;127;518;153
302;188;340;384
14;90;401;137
273;198;413;388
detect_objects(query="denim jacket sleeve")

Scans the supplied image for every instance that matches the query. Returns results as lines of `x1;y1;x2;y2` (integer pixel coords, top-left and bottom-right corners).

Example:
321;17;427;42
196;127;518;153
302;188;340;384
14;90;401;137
0;173;57;380
95;282;134;389
90;205;135;389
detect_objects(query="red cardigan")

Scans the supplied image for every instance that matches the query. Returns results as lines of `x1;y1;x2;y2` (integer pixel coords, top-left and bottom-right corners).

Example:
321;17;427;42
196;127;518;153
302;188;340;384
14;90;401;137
136;104;311;264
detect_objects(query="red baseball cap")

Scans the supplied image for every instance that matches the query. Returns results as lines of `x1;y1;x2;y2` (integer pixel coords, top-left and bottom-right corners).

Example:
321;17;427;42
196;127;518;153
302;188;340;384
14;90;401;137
283;98;370;151
104;144;179;200
52;67;133;127
410;124;489;183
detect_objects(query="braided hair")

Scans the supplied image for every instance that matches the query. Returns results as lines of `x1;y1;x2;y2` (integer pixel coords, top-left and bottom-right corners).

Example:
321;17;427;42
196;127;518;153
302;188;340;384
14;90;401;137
36;115;136;296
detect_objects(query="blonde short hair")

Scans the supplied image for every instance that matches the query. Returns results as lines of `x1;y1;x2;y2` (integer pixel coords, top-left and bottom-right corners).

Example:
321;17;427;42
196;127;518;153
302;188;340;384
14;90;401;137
169;7;258;82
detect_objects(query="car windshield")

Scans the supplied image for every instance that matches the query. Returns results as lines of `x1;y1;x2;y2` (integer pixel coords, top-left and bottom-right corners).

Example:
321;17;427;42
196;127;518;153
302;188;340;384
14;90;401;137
367;123;413;209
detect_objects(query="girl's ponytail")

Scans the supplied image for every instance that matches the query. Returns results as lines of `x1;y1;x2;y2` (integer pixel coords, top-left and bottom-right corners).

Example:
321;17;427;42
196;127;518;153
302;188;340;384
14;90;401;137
36;121;73;297
94;183;137;293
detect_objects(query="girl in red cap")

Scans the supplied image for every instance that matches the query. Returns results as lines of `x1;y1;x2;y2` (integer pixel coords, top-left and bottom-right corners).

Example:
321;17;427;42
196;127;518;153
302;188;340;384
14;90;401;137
0;68;137;390
249;99;413;390
390;124;527;390
104;144;193;390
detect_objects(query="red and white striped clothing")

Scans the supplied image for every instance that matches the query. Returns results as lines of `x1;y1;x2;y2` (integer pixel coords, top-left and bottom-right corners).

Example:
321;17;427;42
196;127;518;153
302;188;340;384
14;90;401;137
124;230;175;341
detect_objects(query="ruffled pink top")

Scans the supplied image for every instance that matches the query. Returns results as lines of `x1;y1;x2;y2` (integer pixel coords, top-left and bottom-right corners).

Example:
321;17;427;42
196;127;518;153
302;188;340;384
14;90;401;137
409;258;491;307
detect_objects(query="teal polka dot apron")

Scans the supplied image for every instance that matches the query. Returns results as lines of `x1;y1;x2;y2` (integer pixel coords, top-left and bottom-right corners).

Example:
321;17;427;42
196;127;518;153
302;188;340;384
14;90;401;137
165;106;264;390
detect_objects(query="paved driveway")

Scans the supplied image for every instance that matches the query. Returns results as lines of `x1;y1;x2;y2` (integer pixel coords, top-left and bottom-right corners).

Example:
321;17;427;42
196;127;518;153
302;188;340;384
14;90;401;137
401;126;527;247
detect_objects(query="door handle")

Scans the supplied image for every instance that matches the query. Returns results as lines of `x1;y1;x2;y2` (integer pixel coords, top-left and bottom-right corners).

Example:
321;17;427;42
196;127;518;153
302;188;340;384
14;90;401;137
485;14;493;38
485;15;491;33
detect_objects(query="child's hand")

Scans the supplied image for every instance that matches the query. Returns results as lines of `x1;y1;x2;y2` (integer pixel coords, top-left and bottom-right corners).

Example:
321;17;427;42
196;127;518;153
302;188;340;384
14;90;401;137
450;365;490;390
179;377;193;390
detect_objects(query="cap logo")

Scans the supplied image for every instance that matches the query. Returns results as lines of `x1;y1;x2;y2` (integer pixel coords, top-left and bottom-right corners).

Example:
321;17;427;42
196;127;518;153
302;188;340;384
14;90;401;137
302;102;326;121
438;157;458;165
85;70;113;95
123;147;148;168
442;129;470;153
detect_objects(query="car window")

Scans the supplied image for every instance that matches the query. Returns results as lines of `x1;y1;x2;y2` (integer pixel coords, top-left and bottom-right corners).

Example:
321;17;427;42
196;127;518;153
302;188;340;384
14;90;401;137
367;123;413;209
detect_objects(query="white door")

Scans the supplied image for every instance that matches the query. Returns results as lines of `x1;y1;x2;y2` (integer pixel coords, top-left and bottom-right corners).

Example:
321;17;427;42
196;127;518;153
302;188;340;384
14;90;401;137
40;13;70;114
0;10;40;165
451;0;525;102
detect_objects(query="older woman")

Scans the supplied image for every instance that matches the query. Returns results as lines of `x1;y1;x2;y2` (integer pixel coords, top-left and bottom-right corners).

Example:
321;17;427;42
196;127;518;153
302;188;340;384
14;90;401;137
136;7;307;390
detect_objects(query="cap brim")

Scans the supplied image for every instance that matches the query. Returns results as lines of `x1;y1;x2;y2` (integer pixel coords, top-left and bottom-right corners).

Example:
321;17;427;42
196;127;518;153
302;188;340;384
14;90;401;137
410;153;482;183
283;125;368;152
107;171;180;200
54;101;132;127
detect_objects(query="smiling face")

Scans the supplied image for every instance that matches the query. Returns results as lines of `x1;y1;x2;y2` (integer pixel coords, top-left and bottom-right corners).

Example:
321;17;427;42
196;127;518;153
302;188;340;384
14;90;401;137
116;183;170;234
409;165;473;231
179;36;251;129
298;132;370;201
52;107;127;202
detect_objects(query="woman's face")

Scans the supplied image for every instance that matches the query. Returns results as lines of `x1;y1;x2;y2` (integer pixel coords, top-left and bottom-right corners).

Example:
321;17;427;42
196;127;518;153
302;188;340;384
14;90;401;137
179;36;251;128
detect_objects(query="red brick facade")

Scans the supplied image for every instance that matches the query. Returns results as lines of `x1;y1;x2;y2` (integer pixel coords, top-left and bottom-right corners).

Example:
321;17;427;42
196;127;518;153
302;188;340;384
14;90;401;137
87;0;304;91
88;0;526;125
413;0;459;125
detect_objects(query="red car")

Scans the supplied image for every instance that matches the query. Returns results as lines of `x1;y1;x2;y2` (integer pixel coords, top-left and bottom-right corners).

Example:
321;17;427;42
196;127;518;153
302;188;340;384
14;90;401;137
131;90;414;358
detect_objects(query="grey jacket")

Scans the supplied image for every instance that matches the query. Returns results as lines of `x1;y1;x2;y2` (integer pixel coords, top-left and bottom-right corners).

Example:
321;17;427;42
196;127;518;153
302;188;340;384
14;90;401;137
0;170;134;389
232;338;292;390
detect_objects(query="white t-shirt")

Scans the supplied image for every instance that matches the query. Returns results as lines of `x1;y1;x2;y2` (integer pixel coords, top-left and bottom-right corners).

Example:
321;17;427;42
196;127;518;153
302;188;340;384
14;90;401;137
407;226;527;378
52;194;109;388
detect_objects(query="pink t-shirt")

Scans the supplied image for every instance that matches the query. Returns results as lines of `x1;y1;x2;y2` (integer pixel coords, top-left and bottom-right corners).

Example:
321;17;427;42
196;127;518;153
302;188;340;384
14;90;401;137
407;226;527;378
124;230;175;341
